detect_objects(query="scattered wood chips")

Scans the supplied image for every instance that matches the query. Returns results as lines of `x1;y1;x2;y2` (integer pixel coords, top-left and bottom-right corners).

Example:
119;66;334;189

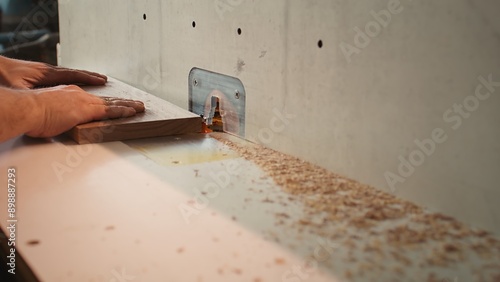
213;134;500;282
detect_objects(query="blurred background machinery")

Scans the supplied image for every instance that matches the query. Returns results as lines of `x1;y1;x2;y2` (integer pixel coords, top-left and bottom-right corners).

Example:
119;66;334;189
0;0;59;64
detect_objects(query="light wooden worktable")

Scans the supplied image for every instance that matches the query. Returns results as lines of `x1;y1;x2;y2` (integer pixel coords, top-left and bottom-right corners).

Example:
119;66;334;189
0;133;498;282
0;133;338;282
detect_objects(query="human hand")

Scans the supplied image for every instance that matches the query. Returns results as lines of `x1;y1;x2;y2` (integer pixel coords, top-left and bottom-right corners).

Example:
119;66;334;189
26;85;145;138
0;56;107;89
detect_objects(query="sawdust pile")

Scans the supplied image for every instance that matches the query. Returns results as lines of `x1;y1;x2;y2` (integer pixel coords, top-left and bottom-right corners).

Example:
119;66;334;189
213;134;500;282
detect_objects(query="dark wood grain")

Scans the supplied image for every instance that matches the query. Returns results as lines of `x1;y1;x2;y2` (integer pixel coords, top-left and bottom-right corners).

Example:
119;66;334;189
67;78;202;144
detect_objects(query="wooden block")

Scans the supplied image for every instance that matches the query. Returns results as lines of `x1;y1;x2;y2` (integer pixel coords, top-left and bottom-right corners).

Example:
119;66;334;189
67;77;202;144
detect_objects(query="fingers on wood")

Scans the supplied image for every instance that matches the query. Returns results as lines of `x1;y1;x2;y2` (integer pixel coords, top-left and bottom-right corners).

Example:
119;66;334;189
53;68;107;86
105;106;137;119
100;97;145;113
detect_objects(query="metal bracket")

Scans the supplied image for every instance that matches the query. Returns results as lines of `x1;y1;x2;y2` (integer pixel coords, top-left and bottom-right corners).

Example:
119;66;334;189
188;68;246;137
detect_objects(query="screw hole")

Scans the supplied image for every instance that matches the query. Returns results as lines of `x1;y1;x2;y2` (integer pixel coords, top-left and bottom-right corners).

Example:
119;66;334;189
143;14;147;20
318;40;323;48
237;28;242;35
192;21;196;28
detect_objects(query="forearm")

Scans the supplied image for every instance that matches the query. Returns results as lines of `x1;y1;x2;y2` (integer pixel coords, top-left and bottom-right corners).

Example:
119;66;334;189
0;84;144;143
0;87;38;142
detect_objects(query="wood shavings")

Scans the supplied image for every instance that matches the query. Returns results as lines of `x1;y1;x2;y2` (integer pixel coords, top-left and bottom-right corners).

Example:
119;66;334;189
212;134;500;281
275;212;290;219
274;258;286;265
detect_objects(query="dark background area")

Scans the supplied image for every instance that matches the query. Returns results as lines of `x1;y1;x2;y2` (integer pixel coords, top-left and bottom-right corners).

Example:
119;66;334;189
0;2;59;280
0;0;59;65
